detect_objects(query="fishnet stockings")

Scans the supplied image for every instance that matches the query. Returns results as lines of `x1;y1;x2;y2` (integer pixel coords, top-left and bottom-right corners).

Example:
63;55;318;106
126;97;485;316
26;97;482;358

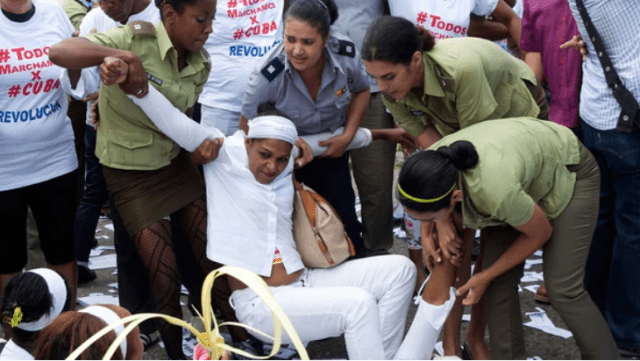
134;219;184;359
177;198;249;343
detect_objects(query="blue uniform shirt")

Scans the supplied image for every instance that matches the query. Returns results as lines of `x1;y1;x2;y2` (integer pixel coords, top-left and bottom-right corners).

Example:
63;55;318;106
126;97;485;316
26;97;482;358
241;33;370;136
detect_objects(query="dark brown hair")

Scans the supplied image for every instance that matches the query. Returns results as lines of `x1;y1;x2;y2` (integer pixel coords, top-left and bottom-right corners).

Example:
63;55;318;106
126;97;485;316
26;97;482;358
284;0;338;39
362;16;435;65
33;311;122;360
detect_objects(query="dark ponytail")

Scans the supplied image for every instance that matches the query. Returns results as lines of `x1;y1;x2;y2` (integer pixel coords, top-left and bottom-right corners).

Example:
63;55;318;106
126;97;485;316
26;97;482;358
398;141;478;212
1;271;71;346
1;273;54;328
415;26;436;53
362;16;435;65
284;0;338;39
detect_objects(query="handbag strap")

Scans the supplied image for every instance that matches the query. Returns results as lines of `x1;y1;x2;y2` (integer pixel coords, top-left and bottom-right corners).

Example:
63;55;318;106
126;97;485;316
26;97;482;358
574;0;639;132
293;179;317;228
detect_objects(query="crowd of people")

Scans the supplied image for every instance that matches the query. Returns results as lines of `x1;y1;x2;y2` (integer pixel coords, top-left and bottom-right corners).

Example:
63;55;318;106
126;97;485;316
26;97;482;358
0;0;638;359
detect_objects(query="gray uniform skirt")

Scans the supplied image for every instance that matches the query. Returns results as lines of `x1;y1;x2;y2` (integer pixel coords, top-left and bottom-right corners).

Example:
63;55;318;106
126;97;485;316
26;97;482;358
102;149;205;236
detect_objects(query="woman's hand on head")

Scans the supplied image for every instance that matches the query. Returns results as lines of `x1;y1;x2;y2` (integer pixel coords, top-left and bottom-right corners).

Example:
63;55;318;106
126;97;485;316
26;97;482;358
192;138;224;165
317;133;351;158
294;137;313;168
456;271;491;306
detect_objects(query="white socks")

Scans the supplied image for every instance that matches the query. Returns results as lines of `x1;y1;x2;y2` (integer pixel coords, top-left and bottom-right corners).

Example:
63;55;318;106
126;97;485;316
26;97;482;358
393;281;457;360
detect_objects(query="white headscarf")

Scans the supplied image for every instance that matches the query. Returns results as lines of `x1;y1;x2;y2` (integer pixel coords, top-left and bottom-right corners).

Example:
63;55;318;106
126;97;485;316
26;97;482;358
16;269;67;332
247;116;298;145
80;306;127;357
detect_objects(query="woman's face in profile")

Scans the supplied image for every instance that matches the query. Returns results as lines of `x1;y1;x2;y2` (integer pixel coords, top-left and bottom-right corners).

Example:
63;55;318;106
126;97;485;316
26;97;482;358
245;138;293;184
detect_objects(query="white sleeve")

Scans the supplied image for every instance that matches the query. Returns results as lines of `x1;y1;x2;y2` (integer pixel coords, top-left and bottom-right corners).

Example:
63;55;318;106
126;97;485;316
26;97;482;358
301;127;372;156
472;0;499;16
128;86;224;152
60;67;101;100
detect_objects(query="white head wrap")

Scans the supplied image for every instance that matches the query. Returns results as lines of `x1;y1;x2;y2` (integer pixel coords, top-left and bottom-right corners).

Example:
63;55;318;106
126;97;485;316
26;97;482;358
16;268;67;332
247;116;298;145
79;306;127;357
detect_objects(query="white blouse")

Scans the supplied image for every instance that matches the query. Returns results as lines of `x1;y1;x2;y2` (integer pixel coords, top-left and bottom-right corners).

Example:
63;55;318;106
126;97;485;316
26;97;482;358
203;132;305;277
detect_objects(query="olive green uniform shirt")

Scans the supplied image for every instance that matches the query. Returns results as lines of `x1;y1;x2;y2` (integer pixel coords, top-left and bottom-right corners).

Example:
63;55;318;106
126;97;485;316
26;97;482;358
384;37;540;137
430;118;581;229
85;21;210;170
62;0;87;30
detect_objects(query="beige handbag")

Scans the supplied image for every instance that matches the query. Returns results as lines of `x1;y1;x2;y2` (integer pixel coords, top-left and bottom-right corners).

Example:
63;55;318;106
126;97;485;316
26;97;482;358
293;179;355;268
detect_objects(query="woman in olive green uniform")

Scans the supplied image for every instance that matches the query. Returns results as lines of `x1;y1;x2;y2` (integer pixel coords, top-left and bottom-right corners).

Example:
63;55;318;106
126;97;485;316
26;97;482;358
361;16;550;358
49;0;226;358
397;118;619;359
361;15;548;149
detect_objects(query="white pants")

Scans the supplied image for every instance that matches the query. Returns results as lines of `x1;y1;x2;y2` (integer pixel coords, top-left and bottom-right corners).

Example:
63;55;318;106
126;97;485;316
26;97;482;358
200;105;240;137
230;255;416;359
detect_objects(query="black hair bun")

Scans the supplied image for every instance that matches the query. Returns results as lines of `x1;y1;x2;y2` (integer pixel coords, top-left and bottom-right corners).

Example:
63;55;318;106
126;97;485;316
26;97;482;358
436;140;478;171
324;0;339;25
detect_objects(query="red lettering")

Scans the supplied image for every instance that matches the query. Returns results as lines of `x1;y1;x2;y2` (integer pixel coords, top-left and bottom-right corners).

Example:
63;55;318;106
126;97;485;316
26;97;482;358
10;46;50;61
461;27;467;36
44;79;54;92
32;81;43;94
22;82;32;96
11;47;25;60
436;20;445;29
19;65;26;72
429;14;440;27
454;25;462;34
262;23;269;34
54;79;60;89
270;20;277;32
445;23;454;31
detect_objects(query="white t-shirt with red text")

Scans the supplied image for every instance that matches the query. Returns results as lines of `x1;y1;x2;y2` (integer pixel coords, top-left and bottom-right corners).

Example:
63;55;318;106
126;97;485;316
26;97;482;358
389;0;498;40
198;0;285;112
0;0;77;191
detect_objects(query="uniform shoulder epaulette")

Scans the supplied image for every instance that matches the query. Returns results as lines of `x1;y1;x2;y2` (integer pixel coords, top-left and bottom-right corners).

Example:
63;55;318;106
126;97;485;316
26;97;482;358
260;57;284;82
335;39;356;58
128;21;155;36
200;47;211;73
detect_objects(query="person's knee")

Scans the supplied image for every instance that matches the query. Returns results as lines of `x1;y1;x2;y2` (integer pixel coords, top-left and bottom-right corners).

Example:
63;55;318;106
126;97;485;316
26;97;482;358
344;288;378;322
546;282;587;306
385;255;418;284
